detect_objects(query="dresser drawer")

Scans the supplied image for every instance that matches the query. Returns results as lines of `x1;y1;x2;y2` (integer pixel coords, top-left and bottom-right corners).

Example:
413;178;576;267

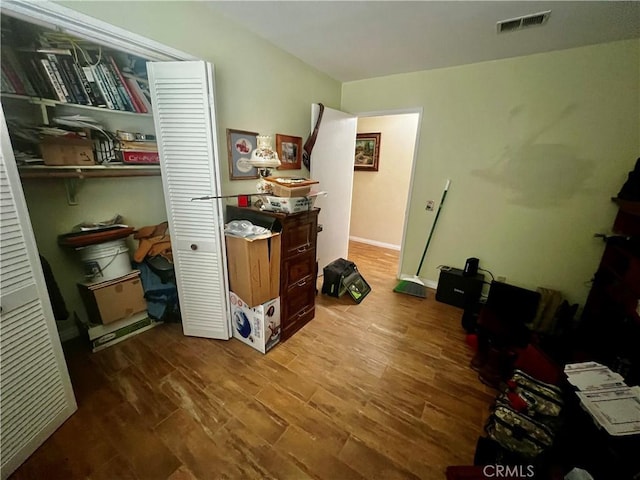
282;302;315;340
281;212;318;258
282;251;316;288
284;274;315;314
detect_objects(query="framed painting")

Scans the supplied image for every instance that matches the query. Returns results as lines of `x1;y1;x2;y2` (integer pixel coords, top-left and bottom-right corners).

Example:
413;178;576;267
227;129;259;180
354;132;381;171
276;134;302;170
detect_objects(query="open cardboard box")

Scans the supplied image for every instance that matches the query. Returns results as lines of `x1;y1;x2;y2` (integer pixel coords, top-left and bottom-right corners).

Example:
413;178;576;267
225;231;281;308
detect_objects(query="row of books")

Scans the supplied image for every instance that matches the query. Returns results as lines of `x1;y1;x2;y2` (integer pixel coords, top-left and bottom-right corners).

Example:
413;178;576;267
1;47;152;114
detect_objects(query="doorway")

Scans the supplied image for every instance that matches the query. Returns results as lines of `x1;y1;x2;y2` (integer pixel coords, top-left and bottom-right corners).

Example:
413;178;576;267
349;110;421;274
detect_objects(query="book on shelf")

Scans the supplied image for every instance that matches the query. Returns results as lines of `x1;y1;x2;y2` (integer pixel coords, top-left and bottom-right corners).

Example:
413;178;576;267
1;46;151;113
101;62;128;110
83;64;116;110
108;55;140;113
71;61;100;107
38;57;68;102
57;55;90;105
40;53;73;103
123;73;152;112
86;51;121;111
1;48;37;97
21;53;56;99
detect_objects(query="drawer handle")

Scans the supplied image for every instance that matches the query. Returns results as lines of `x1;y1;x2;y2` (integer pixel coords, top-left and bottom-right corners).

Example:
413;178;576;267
296;307;311;319
296;246;309;253
296;279;308;287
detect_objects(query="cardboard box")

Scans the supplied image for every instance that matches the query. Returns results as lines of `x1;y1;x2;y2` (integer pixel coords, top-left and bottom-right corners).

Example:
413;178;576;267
225;232;280;308
263;177;318;197
84;311;160;352
229;291;280;354
78;271;147;324
259;195;316;213
40;137;95;166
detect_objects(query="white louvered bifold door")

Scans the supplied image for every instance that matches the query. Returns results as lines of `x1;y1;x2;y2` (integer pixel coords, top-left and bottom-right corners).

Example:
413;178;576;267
0;107;77;479
147;61;230;339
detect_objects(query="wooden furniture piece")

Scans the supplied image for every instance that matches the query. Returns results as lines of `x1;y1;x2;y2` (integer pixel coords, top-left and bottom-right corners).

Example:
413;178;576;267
227;206;319;341
579;198;640;385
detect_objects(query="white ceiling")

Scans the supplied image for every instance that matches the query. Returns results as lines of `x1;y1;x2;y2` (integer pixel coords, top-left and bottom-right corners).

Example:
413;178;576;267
207;1;640;82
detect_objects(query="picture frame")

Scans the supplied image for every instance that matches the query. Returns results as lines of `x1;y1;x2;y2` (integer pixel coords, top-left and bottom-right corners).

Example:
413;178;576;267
227;129;259;180
354;132;381;171
275;134;302;170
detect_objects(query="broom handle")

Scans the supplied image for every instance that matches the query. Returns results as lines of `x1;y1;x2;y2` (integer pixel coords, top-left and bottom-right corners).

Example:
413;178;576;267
416;179;450;276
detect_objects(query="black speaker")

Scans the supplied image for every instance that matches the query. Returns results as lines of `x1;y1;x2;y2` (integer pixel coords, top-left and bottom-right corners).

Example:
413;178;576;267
464;257;479;277
436;267;484;308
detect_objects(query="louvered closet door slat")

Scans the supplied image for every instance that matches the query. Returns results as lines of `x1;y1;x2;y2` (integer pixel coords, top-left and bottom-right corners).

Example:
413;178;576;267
148;61;230;339
0;114;76;479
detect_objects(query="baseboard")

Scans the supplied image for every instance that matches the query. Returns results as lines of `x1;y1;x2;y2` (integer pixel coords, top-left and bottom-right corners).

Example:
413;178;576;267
349;236;401;251
424;279;438;290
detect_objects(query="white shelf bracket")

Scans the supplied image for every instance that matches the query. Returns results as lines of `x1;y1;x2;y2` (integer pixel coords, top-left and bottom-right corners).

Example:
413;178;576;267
64;178;81;205
38;103;49;125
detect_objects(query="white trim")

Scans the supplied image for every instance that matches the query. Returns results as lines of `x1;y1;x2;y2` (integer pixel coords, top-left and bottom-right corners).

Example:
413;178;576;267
1;1;197;62
424;278;438;290
354;107;423;279
349;236;400;251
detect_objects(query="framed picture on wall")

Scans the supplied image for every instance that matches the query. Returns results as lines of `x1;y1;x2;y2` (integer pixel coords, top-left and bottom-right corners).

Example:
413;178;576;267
354;132;381;171
276;134;302;170
227;129;259;180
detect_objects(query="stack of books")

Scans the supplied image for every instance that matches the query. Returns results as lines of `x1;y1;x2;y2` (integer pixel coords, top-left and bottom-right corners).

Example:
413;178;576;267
118;139;159;164
1;46;151;113
565;362;640;436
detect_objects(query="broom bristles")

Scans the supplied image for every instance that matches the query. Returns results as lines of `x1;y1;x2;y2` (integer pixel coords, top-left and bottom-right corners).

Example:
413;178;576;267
393;279;427;298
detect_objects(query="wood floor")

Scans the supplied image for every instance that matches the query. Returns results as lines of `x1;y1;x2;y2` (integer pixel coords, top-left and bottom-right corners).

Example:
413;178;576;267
11;242;496;480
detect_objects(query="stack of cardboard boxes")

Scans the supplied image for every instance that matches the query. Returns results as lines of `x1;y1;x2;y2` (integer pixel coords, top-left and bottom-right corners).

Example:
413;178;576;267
225;229;281;354
77;270;155;352
258;176;320;213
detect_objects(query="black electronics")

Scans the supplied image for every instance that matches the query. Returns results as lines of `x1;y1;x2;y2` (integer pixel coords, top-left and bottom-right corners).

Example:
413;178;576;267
435;267;484;308
485;281;540;326
463;257;479;277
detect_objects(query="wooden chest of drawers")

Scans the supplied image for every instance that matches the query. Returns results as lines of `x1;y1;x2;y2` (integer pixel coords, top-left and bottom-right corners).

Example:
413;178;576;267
226;206;319;341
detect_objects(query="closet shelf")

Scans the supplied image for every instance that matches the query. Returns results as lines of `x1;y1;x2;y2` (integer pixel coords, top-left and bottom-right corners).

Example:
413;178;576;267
18;164;161;179
1;93;152;117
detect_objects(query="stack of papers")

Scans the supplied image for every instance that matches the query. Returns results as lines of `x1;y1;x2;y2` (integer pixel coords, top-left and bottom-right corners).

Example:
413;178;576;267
565;362;640;436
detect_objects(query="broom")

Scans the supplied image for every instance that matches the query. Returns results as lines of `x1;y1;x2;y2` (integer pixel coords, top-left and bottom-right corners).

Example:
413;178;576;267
393;179;450;298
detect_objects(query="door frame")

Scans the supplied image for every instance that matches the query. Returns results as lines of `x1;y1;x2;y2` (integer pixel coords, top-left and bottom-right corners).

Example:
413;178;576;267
352;107;423;278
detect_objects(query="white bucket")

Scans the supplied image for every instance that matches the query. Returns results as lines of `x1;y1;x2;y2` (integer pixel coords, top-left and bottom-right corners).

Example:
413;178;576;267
78;239;132;283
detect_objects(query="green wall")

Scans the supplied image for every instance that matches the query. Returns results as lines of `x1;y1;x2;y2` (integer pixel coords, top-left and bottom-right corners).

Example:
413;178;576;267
342;39;640;304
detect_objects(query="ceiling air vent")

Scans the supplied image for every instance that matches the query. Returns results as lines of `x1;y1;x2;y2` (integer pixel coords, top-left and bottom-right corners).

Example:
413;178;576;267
497;10;551;33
